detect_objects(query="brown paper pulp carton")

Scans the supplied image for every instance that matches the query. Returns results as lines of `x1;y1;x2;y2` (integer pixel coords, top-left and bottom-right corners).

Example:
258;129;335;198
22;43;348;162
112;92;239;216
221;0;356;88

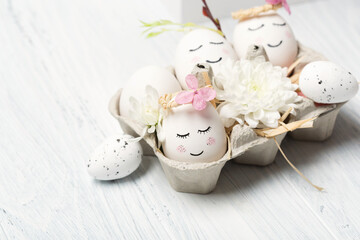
108;45;345;193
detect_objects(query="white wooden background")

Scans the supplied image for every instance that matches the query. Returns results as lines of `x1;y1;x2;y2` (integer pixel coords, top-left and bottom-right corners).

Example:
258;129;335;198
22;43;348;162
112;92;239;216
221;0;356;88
1;0;359;239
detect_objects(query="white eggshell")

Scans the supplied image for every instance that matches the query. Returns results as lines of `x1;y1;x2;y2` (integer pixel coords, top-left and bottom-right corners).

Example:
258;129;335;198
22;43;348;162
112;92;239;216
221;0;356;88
175;29;238;89
233;12;298;67
299;61;358;104
87;135;143;180
160;103;227;163
120;65;182;117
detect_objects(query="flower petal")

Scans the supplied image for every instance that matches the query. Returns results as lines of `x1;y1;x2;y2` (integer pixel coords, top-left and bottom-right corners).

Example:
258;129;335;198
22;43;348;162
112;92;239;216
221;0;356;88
198;87;217;101
175;91;194;104
265;0;281;4
245;114;259;128
218;103;237;119
234;117;244;125
185;74;198;90
129;97;142;122
282;0;291;14
213;56;298;129
192;94;207;111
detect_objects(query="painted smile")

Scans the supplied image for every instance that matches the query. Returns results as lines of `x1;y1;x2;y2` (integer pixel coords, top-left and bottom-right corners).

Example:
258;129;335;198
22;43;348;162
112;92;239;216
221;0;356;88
206;57;222;64
267;40;283;48
190;150;204;156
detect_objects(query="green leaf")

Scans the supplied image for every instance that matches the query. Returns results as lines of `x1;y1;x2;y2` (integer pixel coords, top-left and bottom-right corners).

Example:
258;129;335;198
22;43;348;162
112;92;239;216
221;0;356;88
139;20;153;27
183;22;196;27
158;19;174;25
146;31;164;38
139;19;223;39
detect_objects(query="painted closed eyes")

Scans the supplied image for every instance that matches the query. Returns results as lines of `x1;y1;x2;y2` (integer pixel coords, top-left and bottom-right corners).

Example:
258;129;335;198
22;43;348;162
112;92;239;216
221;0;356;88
248;22;286;31
273;22;286;26
267;40;283;48
248;24;264;31
206;57;222;64
188;41;223;52
176;126;212;139
198;126;211;134
176;133;190;139
189;45;203;52
209;41;224;45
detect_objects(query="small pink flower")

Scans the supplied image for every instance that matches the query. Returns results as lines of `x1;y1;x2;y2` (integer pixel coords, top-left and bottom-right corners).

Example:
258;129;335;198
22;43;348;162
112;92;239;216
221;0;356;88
175;74;216;111
266;0;291;14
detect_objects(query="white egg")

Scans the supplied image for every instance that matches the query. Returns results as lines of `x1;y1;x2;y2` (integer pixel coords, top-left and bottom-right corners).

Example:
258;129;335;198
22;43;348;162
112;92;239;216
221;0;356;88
87;135;143;180
160;103;227;163
174;29;238;89
299;61;358;104
233;12;298;67
120;65;182;117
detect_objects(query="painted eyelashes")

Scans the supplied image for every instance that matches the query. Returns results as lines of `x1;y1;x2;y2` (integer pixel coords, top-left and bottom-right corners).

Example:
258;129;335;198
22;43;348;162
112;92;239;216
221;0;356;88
176;126;212;138
176;133;190;139
198;126;212;134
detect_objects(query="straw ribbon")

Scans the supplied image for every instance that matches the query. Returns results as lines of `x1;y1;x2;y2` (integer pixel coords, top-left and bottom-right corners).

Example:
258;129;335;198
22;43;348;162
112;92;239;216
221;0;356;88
232;3;282;21
273;137;324;191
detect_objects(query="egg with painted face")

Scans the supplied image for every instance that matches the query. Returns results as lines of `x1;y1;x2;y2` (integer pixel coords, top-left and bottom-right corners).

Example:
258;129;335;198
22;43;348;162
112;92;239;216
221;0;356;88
299;61;358;104
160;103;227;163
175;29;238;89
120;65;182;117
233;12;298;68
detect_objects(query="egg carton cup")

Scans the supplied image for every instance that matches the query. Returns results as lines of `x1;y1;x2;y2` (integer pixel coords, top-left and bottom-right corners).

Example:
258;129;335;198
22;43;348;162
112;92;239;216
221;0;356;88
230;124;287;166
290;98;344;141
289;43;344;141
109;89;233;194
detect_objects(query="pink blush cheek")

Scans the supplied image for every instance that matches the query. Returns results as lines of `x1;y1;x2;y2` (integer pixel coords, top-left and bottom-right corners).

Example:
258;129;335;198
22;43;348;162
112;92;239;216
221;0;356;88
285;30;293;39
222;47;230;55
176;145;186;153
207;137;216;146
191;56;201;64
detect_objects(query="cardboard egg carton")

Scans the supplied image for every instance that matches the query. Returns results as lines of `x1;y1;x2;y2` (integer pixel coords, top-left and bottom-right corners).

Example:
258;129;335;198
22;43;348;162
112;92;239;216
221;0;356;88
109;89;232;194
108;45;344;194
289;99;343;141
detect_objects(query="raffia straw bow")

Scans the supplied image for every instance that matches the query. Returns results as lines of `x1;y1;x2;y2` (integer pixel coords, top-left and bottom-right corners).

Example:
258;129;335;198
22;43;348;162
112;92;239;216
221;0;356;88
159;92;180;110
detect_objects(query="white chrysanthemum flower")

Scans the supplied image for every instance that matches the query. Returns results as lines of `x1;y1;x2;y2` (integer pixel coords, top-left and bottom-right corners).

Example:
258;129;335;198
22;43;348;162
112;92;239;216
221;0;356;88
214;57;301;128
129;85;163;134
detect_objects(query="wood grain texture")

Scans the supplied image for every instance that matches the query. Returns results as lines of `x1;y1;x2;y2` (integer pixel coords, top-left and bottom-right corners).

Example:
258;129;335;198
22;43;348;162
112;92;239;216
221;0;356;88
0;0;359;239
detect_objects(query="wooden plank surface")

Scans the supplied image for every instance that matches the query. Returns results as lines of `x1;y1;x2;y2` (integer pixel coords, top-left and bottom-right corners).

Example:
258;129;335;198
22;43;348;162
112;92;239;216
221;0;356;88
0;0;359;239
